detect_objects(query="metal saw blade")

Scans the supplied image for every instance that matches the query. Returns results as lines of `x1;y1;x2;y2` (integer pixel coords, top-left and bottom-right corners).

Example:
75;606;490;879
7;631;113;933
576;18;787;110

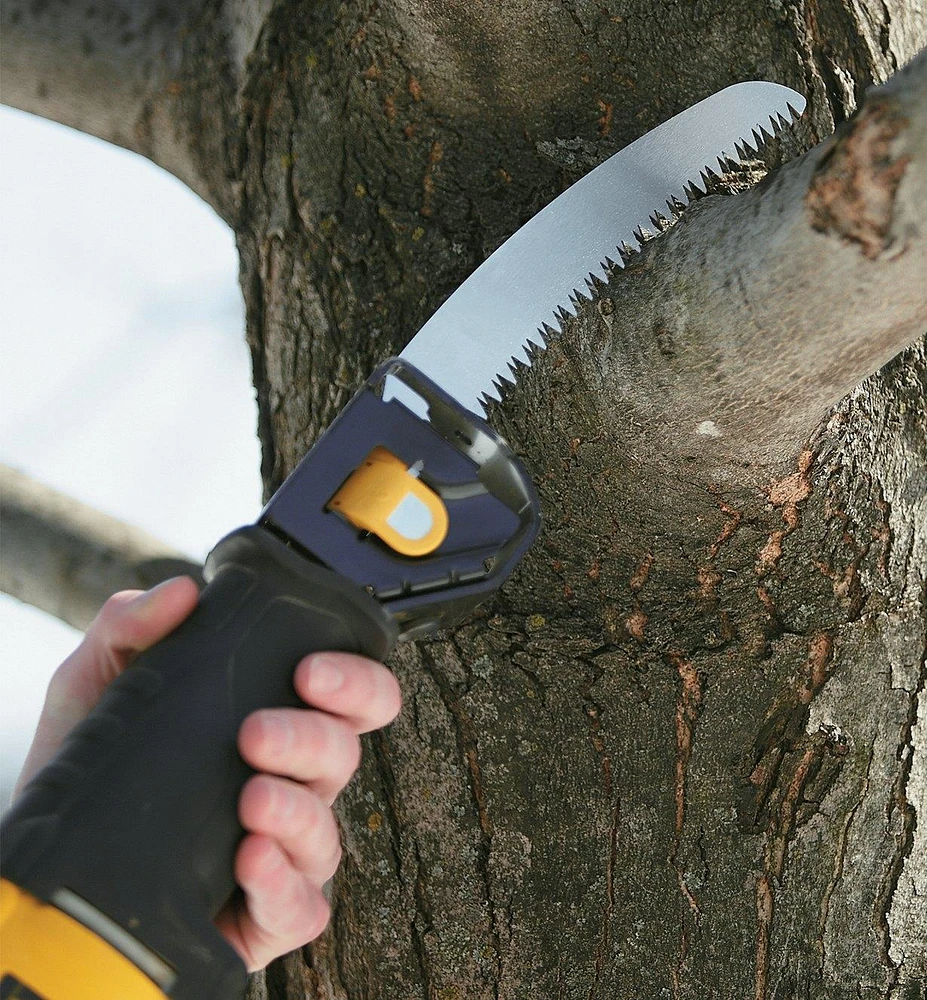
395;81;805;416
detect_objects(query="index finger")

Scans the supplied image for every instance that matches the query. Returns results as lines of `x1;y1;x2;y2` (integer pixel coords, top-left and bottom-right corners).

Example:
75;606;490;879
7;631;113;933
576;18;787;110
292;652;401;733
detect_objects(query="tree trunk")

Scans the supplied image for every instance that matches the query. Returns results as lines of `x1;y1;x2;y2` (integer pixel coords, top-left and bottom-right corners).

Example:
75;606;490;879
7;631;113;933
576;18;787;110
3;1;925;996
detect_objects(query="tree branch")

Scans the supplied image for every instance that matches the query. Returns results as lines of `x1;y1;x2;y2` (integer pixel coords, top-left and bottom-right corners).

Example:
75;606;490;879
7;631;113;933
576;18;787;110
553;48;927;475
0;464;203;631
0;0;272;217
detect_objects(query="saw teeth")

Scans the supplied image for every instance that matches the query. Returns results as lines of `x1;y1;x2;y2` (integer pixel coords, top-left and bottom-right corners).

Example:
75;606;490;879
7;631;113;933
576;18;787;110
525;337;545;360
684;179;703;201
524;329;546;350
469;88;808;412
539;323;558;346
617;243;638;265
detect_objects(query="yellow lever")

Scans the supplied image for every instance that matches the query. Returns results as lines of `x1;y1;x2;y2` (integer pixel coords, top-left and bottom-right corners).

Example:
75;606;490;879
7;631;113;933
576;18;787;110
327;447;449;557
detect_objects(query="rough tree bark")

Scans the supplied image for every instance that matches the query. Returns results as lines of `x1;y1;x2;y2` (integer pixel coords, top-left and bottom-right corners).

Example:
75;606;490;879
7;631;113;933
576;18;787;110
2;2;925;997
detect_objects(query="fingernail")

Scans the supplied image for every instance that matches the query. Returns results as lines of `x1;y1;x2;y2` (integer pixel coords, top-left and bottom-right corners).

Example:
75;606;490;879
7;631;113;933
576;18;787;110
308;656;344;695
129;576;194;614
132;576;184;603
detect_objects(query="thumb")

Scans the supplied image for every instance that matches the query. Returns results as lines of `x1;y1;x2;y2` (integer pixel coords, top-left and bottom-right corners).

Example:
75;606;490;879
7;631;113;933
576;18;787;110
14;576;200;796
84;575;202;683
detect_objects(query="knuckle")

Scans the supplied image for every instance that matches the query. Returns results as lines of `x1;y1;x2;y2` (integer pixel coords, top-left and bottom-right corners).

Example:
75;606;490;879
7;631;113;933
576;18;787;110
316;805;340;849
240;710;298;769
304;791;328;833
94;591;138;631
326;729;362;789
295;805;341;881
305;713;331;758
313;715;354;762
367;668;400;719
357;667;402;730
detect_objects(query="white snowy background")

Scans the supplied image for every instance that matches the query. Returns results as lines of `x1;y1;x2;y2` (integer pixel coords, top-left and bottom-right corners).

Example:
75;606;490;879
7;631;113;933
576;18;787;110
0;107;262;807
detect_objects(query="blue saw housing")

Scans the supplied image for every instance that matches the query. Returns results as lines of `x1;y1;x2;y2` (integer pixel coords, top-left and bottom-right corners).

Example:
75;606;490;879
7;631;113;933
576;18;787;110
260;358;541;638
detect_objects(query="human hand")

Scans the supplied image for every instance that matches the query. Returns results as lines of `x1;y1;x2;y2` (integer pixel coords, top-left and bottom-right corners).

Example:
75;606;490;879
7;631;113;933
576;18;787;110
14;576;402;971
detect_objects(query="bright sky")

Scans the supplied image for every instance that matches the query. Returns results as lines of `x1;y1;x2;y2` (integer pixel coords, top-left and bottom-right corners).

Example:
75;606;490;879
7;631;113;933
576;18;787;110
0;107;262;806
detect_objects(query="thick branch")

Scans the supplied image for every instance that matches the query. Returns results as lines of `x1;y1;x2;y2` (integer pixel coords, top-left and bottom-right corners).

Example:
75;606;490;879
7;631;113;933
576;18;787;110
559;48;927;474
0;464;202;631
0;0;264;217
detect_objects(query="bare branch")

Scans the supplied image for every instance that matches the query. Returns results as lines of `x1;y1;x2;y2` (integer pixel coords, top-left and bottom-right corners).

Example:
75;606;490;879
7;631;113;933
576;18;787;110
562;49;927;474
3;2;189;180
0;0;271;216
0;464;203;631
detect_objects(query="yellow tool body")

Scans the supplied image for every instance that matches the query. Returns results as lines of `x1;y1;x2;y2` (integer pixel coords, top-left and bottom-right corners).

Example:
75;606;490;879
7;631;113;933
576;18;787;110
1;879;165;999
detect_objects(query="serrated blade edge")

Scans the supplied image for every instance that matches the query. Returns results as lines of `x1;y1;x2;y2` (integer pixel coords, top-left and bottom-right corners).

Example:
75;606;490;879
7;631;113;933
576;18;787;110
397;81;806;416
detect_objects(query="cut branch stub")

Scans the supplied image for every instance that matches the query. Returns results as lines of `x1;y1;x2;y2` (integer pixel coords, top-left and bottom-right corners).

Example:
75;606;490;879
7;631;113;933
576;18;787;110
806;96;912;260
504;49;927;479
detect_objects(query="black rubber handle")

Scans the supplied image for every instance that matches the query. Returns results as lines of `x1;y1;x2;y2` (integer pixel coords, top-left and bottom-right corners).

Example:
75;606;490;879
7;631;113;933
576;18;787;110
0;527;397;999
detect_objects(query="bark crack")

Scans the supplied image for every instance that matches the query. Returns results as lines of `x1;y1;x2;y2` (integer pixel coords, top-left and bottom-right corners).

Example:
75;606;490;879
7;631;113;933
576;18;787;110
874;656;926;976
594;793;621;993
367;727;436;1000
743;632;837;831
750;630;851;1000
816;742;874;980
665;651;706;995
422;642;504;999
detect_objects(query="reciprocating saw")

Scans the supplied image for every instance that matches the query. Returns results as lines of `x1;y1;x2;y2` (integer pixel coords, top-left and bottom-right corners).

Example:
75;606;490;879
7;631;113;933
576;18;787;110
0;81;805;1000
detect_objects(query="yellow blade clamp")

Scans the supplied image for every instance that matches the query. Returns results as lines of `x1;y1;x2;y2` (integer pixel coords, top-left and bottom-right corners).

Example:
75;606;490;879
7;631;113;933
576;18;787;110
327;447;449;557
